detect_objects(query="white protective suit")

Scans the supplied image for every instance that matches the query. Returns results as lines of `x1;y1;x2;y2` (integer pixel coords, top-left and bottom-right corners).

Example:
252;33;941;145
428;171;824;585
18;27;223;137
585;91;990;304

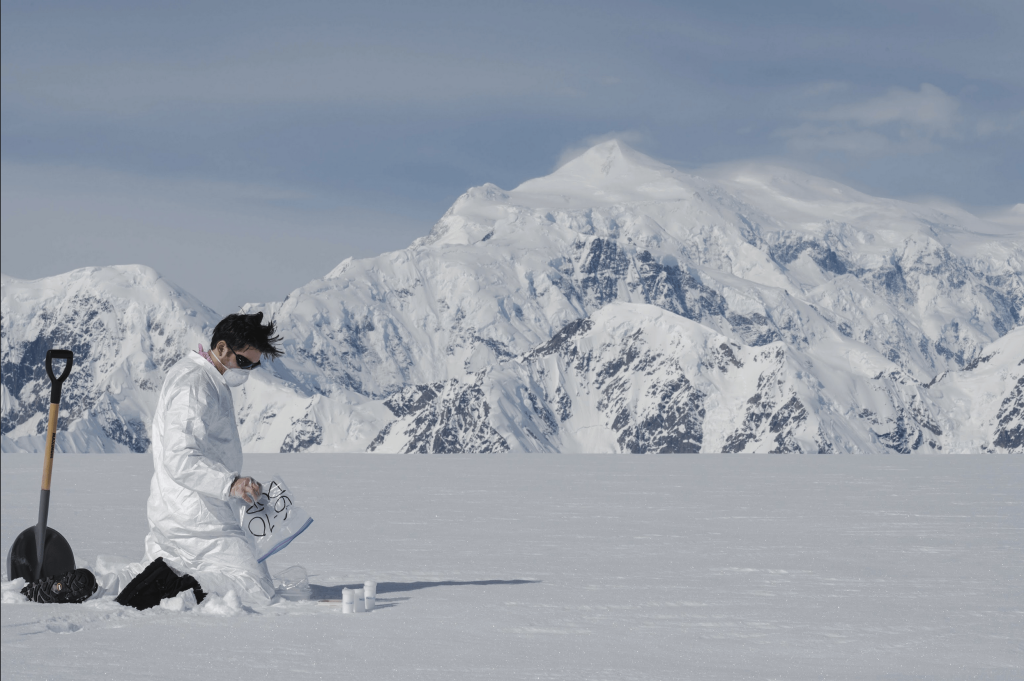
142;352;275;605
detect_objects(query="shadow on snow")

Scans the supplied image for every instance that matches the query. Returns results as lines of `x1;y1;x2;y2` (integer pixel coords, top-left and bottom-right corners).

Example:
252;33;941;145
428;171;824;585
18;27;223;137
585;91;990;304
310;579;539;602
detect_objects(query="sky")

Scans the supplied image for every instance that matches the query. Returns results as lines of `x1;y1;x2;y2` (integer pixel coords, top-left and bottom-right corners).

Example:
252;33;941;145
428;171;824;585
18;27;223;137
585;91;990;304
2;0;1022;314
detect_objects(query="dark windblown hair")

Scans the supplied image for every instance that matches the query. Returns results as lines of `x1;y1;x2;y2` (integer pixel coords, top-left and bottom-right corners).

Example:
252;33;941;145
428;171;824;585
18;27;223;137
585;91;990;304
210;312;283;360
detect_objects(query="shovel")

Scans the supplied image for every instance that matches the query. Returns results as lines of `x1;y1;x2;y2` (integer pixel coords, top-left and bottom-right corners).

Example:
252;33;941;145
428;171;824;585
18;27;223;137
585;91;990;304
6;350;77;582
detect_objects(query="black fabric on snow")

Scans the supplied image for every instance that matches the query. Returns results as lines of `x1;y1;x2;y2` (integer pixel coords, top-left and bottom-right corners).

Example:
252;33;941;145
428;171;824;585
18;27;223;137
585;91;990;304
115;557;207;611
21;568;98;604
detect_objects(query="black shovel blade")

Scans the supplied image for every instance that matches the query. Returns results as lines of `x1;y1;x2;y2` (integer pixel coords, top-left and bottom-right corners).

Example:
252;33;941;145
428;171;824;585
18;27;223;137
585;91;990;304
6;526;75;582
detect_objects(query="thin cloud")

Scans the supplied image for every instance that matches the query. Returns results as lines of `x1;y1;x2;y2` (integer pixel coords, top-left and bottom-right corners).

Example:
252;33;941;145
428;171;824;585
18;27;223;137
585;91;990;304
983;203;1024;229
774;124;893;155
814;83;959;137
776;83;960;154
976;110;1024;138
3;46;573;115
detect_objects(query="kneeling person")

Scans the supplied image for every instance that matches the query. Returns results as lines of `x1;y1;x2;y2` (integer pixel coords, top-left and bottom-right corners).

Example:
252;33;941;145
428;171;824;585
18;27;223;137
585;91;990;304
130;312;283;608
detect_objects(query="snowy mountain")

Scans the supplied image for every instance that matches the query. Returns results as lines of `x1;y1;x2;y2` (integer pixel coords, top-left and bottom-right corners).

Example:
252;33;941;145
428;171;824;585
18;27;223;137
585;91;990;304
0;266;390;454
1;266;219;452
3;142;1022;452
368;306;1023;453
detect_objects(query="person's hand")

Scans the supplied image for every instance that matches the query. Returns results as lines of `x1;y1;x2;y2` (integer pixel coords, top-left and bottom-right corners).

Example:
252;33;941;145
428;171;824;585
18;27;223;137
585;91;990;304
230;476;262;504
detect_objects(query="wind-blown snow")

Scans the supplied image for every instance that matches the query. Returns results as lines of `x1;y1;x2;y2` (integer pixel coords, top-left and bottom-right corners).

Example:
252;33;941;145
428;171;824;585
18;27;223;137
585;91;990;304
2;142;1022;452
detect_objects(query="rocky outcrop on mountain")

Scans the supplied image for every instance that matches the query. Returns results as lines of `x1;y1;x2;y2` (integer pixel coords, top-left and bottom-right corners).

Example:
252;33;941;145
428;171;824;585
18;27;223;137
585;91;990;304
361;303;1019;454
924;326;1024;453
2;142;1022;453
994;377;1023;450
369;379;511;454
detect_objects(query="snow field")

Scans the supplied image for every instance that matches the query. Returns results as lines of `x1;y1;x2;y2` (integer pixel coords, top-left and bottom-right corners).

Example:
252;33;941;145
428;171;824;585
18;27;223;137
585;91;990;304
2;453;1022;680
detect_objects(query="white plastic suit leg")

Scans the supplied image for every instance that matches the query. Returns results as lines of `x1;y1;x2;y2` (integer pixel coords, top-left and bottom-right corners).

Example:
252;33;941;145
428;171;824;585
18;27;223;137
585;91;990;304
144;530;275;606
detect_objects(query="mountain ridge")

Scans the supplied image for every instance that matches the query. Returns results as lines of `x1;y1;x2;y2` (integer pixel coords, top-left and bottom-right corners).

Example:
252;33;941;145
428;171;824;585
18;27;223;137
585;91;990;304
3;142;1022;453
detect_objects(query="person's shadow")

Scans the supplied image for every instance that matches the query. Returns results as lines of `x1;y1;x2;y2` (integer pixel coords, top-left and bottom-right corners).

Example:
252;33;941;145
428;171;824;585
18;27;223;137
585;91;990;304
310;579;539;608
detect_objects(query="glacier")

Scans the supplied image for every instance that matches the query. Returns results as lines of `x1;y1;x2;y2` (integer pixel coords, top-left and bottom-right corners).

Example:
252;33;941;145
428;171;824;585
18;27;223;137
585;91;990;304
2;141;1022;453
3;454;1021;679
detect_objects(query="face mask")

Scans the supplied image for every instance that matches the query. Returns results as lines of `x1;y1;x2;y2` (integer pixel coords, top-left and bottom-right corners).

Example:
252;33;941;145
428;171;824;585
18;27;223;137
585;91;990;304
211;349;251;387
222;368;250;388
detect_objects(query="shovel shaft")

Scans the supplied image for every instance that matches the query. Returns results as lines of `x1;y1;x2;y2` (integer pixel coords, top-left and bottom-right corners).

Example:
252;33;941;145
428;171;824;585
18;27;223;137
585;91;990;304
34;490;50;580
36;402;60;579
42;403;58;491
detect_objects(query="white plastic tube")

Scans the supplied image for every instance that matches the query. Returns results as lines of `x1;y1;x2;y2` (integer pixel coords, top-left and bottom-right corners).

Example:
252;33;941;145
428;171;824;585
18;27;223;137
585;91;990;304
353;588;365;613
341;587;354;614
364;581;377;611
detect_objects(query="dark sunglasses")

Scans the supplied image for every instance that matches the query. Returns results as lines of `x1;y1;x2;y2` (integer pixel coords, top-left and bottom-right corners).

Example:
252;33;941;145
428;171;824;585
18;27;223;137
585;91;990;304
228;346;261;370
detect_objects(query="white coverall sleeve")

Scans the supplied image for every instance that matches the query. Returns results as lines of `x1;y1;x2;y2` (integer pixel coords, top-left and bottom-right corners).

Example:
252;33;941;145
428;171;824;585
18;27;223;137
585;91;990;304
159;378;236;500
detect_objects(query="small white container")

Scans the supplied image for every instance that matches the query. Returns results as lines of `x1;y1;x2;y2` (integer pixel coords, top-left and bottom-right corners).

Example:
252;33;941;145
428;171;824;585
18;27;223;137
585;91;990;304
364;581;377;611
353;588;366;613
341;588;354;614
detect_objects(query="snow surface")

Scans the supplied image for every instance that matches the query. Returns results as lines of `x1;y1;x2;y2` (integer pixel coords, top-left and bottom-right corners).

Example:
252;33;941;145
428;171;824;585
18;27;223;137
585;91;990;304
2;453;1022;680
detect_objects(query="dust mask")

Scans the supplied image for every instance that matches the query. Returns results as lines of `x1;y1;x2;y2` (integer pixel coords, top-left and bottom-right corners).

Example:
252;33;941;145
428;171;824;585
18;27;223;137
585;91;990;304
222;368;250;388
211;349;251;387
